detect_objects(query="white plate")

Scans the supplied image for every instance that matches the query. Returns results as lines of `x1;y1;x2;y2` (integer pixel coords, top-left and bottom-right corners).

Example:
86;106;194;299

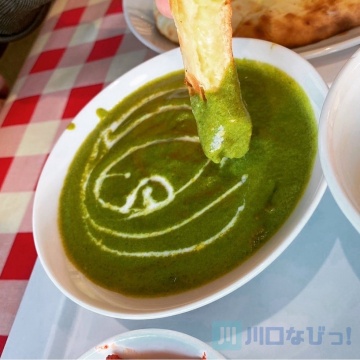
79;329;225;359
33;38;327;319
123;0;360;59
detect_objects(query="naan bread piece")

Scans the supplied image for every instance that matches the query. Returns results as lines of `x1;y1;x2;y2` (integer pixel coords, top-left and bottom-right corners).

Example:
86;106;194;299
153;5;178;43
169;0;252;163
155;0;360;48
231;0;360;48
154;1;240;45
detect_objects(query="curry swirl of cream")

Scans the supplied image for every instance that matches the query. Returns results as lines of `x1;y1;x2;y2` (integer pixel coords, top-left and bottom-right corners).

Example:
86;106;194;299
59;64;317;296
79;88;248;258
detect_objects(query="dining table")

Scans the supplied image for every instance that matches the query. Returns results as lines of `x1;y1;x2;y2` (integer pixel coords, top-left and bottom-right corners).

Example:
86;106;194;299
1;0;360;358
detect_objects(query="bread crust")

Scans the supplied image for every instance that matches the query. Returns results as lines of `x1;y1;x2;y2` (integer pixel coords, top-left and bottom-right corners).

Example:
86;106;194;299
169;0;234;94
155;0;360;48
232;0;360;48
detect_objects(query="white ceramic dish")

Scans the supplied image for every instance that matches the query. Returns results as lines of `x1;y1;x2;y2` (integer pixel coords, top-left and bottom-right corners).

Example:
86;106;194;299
33;38;328;319
79;329;225;359
123;0;360;59
319;47;360;233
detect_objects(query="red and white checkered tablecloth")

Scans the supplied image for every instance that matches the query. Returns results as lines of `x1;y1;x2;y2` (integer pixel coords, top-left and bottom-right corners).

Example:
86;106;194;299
0;0;156;354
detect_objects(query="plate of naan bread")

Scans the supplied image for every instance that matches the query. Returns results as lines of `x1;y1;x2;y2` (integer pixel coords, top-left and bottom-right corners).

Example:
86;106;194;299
123;0;360;59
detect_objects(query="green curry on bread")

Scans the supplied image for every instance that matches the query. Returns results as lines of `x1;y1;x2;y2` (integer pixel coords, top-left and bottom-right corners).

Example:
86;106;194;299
59;59;317;297
170;0;252;163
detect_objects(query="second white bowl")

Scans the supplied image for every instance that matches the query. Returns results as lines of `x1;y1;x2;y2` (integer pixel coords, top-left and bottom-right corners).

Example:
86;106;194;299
319;47;360;233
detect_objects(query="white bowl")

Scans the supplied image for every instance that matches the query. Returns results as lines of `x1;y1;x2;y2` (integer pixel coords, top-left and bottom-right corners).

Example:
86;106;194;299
319;47;360;233
78;329;225;359
33;38;328;319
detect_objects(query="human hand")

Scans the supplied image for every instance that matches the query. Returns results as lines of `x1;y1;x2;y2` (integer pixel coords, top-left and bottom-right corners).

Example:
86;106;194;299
155;0;172;18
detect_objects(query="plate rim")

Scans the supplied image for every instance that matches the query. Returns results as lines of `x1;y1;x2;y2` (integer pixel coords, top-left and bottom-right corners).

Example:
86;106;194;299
78;328;226;359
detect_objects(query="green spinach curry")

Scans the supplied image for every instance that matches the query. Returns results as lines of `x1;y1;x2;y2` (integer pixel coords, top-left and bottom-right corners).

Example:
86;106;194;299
59;59;317;297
